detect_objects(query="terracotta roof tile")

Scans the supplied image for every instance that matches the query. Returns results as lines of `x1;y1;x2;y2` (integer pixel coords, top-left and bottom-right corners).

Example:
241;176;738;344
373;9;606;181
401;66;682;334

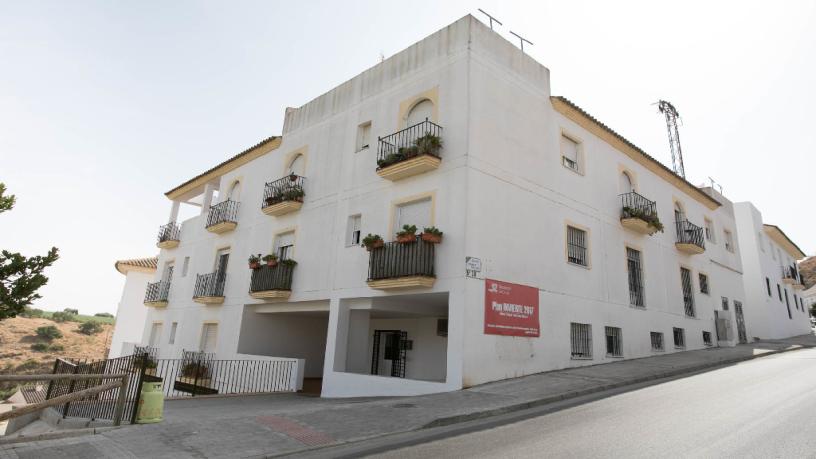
115;257;158;275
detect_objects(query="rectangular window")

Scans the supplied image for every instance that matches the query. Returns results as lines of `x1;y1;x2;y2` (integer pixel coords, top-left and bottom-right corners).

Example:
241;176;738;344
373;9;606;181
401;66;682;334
673;327;685;349
784;289;790;307
704;218;715;242
395;198;432;235
699;273;709;295
356;121;371;151
766;277;772;297
650;332;664;352
346;215;362;247
626;247;644;307
199;323;218;353
703;331;712;346
724;230;734;253
274;232;295;260
680;267;695;317
181;256;190;277
605;326;622;357
567;226;588;267
794;294;799;311
777;284;783;302
169;322;178;345
721;296;729;311
560;134;581;172
149;322;163;347
570;323;592;359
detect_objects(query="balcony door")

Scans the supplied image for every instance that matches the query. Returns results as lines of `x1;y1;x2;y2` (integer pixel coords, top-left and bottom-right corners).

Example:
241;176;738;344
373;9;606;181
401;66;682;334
199;323;218;354
215;249;229;284
406;99;433;127
274;232;295;260
395;198;431;236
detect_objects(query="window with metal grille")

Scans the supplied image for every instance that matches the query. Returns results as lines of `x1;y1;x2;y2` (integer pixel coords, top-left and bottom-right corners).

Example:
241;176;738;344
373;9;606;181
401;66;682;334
605;326;622;357
673;327;685;348
721;296;729;311
703;331;712;346
626;247;644;307
650;332;664;351
570;323;592;359
766;277;772;297
680;267;695;317
567;226;588;267
699;273;709;295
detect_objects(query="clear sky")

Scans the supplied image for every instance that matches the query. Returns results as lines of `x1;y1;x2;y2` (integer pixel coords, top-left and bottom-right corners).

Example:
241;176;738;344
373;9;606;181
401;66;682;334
1;1;814;315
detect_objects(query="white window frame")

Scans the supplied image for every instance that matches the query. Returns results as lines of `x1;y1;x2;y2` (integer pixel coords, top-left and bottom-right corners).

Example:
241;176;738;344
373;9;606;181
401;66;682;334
169;322;178;345
356;121;372;152
346;215;362;247
560;132;583;175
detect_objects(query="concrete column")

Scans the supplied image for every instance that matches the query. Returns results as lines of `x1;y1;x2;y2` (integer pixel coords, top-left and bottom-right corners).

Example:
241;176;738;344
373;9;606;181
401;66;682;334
168;201;180;223
200;183;215;216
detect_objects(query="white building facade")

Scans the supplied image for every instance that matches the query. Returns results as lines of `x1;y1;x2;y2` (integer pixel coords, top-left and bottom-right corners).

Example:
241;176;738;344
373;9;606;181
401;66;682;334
122;16;807;397
109;257;156;359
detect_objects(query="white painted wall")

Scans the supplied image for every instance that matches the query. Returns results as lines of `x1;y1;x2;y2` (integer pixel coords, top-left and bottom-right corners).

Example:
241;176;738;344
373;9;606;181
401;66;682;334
108;269;153;358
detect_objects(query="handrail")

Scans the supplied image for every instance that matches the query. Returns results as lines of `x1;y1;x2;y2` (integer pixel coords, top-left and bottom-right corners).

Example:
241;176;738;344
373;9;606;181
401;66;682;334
206;200;240;228
675;220;705;249
262;174;305;208
377;118;443;166
194;271;225;298
144;280;171;303
157;222;180;244
0;373;130;426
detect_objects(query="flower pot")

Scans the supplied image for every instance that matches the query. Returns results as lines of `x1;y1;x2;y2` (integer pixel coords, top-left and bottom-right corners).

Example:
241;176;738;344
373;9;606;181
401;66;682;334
421;233;442;244
396;234;417;244
289;174;298;182
365;240;384;251
266;260;278;268
249;262;261;270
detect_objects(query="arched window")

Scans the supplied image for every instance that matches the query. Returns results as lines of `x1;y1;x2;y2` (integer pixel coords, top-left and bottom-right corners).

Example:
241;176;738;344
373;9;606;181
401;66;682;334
406;99;434;127
288;154;305;176
620;172;634;194
227;181;241;202
674;202;685;222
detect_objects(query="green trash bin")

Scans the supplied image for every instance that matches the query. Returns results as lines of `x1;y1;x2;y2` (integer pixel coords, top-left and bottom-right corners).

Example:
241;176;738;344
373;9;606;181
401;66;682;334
135;382;164;424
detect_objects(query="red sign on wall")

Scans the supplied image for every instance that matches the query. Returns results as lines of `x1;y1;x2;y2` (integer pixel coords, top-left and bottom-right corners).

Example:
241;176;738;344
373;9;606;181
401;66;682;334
484;278;540;337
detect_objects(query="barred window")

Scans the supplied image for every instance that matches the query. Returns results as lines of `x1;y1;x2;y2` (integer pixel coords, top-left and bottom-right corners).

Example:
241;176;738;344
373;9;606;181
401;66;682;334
766;277;772;297
605;326;622;357
680;268;695;317
721;296;729;311
626;248;644;307
698;273;709;295
570;323;592;359
673;327;685;348
703;331;712;346
567;226;588;267
650;332;664;352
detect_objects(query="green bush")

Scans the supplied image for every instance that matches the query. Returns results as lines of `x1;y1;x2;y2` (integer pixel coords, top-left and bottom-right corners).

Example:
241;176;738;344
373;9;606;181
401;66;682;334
49;343;64;352
20;307;44;318
51;311;75;323
78;321;103;335
35;325;62;341
94;312;114;318
30;343;49;352
63;308;79;315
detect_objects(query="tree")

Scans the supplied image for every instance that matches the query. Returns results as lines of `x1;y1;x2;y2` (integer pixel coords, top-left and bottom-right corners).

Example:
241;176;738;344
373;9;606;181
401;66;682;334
63;308;79;315
0;183;59;320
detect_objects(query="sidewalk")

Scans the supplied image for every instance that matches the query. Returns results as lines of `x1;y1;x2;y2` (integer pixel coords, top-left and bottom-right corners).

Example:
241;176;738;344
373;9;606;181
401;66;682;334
2;335;814;459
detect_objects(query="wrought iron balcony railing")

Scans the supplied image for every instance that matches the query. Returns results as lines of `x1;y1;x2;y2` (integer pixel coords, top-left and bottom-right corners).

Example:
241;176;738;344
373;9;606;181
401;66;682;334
144;281;171;304
206;200;240;229
620;191;658;221
262;175;305;208
249;264;295;293
194;272;226;298
157;222;180;245
368;237;435;281
783;266;802;284
377;119;443;169
675;220;705;250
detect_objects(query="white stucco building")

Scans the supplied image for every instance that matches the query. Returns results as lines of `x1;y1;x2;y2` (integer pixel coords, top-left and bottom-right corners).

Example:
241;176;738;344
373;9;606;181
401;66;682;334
115;15;808;397
108;257;156;358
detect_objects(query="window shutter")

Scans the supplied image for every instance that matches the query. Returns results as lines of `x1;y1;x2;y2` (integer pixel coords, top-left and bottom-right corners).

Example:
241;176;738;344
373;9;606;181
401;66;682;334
561;135;579;162
200;324;218;353
406;100;433;126
396;199;431;232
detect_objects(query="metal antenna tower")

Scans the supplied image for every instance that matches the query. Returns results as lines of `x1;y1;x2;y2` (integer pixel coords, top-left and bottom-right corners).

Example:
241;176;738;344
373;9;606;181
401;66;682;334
477;9;502;30
509;31;533;53
657;100;686;179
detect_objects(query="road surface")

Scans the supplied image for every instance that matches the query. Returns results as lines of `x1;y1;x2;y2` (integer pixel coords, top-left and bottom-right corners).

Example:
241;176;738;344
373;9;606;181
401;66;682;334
371;348;816;458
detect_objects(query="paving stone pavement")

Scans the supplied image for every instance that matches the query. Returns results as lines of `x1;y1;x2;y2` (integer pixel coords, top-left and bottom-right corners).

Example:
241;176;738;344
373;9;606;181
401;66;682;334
2;335;813;458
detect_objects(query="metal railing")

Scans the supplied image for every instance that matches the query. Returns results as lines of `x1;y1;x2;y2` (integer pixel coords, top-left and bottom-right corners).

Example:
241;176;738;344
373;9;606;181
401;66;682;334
783;266;802;283
144;280;171;304
377;118;443;168
620;191;658;221
262;175;305;208
675;220;705;249
249;263;295;293
368;237;435;281
206;200;240;228
194;271;226;298
157;222;180;244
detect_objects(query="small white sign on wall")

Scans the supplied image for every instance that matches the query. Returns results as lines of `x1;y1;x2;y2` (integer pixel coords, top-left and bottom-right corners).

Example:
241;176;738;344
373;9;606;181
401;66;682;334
466;256;482;278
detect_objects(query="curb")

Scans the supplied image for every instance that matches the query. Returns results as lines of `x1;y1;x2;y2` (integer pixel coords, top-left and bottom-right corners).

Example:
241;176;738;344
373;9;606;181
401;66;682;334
424;344;808;428
0;426;120;446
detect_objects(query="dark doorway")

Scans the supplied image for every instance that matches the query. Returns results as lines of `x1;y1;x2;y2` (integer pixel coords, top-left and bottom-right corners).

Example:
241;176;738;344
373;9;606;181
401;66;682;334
371;330;407;378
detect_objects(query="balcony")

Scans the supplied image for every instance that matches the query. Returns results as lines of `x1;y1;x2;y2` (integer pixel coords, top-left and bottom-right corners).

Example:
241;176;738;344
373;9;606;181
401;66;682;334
193;272;225;304
783;267;805;289
675;220;705;254
376;119;443;181
367;237;436;290
619;192;662;236
206;200;239;234
156;222;180;249
261;174;305;217
144;281;170;307
249;263;294;300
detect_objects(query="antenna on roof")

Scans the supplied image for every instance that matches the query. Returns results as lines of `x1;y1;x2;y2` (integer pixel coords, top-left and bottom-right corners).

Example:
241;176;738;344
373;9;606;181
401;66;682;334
656;100;686;179
509;31;533;53
707;177;724;195
477;9;503;30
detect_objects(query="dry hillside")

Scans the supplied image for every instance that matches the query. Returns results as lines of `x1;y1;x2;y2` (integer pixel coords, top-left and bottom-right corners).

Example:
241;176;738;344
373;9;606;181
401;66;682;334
800;256;816;289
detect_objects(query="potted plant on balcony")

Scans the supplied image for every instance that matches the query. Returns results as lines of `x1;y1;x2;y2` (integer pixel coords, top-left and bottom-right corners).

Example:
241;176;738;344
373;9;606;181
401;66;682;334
281;258;298;267
289;173;298;182
362;234;384;251
622;206;664;233
396;224;418;244
421;226;443;243
283;185;305;202
262;254;278;268
248;254;261;270
415;133;442;157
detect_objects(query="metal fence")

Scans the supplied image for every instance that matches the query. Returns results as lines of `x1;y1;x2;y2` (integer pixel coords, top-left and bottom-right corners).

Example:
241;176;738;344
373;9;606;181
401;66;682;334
157;222;180;244
377;118;443;167
194;271;226;298
206;200;240;228
620;191;657;220
249;263;294;293
368;237;435;281
262;175;305;208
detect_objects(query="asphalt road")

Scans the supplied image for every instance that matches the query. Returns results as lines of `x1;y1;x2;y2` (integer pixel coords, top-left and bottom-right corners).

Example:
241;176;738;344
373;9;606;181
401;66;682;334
371;348;816;459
